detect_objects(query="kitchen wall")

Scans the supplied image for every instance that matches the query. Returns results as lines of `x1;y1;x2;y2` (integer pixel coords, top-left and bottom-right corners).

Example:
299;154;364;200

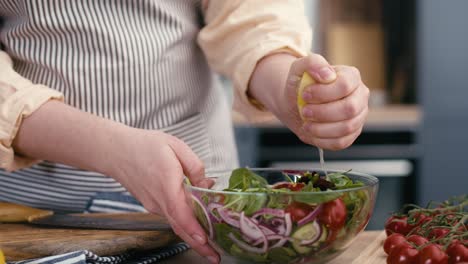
417;0;468;205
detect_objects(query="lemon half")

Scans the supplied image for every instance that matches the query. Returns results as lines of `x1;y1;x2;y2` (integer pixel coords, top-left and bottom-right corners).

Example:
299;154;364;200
297;72;316;119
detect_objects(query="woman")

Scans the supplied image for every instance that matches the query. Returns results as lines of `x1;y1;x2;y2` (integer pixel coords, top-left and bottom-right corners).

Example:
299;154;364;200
0;0;369;263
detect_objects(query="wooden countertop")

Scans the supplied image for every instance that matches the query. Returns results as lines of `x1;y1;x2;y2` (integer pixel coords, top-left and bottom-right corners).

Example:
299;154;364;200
233;105;420;131
160;230;387;264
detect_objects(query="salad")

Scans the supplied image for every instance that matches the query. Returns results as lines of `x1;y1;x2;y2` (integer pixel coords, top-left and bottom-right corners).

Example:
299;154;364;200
187;168;376;263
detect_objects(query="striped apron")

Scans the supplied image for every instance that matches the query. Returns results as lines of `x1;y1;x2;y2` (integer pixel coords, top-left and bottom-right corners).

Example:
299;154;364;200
0;0;239;212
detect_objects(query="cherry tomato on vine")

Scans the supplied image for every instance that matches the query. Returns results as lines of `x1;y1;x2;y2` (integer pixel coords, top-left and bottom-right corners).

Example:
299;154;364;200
285;201;314;222
407;213;432;230
446;243;468;264
385;216;411;236
384;233;408;255
407;234;429;247
387;244;419;264
428;227;450;240
417;244;449;264
318;198;347;231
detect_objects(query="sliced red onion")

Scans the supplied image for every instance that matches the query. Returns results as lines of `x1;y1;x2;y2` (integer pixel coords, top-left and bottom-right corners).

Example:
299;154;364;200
253;234;288;246
240;212;265;241
252;208;285;219
191;194;213;239
242;234;255;243
218;207;240;228
259;224;276;236
228;232;268;254
297;204;322;227
284;212;292;236
299;221;322;245
271;217;285;226
271;212;293;248
275;223;286;236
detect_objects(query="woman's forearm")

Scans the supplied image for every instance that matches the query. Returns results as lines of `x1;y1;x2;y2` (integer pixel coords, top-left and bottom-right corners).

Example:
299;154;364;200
12;100;128;176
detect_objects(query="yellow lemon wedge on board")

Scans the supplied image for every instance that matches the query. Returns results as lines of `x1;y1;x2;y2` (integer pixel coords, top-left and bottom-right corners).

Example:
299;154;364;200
0;249;5;264
297;72;316;119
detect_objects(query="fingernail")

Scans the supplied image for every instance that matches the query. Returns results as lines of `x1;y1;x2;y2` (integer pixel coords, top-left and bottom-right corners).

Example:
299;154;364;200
192;234;205;244
302;108;313;118
318;66;336;82
302;92;313;101
207;256;218;264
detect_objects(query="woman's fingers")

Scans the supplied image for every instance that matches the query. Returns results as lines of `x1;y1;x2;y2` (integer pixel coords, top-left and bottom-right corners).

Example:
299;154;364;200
301;82;370;123
309;127;363;151
288;54;337;86
303;106;368;139
168;136;206;186
157;153;219;263
164;191;219;264
302;66;361;104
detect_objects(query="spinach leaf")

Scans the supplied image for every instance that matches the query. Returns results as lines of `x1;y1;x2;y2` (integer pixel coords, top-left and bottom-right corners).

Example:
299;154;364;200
214;223;239;252
230;244;269;262
327;172;364;190
223;192;267;215
266;194;292;209
244;194;267;215
268;247;297;263
228;168;268;190
223;194;249;212
193;199;210;234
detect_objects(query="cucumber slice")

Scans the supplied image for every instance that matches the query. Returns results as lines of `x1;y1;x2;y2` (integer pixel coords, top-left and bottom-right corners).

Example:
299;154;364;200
292;221;325;254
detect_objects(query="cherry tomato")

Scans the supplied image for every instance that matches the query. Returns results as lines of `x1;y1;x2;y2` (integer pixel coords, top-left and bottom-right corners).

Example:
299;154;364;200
407;235;429;247
385;216;411;236
318;198;347;231
428;228;450;240
285;202;314;222
387;244;419;264
417;244;449;264
273;182;305;191
446;243;468;264
407;213;432;230
384;233;408;255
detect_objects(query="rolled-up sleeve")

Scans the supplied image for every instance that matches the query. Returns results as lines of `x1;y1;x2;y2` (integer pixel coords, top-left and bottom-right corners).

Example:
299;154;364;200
198;0;312;122
0;51;63;171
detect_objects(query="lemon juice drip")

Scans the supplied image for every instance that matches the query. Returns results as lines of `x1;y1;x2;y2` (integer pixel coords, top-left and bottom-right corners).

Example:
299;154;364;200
319;147;328;176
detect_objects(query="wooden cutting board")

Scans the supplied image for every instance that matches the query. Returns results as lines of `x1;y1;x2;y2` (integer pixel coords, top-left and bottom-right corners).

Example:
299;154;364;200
0;214;179;261
348;231;387;264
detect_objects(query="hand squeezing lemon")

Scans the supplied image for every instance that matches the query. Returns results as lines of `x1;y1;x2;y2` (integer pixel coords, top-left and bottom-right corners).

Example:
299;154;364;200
297;71;337;175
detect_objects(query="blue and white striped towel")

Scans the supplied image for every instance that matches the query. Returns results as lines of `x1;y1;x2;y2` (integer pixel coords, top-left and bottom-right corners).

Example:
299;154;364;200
8;193;190;264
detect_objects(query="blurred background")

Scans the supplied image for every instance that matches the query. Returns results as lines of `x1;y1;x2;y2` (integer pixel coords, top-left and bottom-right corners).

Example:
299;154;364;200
225;0;468;229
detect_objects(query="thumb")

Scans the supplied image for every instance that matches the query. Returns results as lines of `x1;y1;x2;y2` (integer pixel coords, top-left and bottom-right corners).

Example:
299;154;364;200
290;54;337;84
167;135;207;186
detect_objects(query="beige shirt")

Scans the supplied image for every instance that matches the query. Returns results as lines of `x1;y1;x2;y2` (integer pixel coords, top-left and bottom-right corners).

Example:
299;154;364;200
0;0;311;171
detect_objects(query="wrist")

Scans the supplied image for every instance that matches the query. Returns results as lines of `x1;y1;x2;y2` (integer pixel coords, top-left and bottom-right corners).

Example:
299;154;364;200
248;52;298;114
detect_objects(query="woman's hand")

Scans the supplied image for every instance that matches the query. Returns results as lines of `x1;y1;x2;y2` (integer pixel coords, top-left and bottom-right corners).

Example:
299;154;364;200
249;53;370;150
112;128;219;263
13;101;219;263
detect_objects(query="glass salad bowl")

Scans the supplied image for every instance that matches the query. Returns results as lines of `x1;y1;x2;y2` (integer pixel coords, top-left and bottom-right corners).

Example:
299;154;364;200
184;168;379;264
